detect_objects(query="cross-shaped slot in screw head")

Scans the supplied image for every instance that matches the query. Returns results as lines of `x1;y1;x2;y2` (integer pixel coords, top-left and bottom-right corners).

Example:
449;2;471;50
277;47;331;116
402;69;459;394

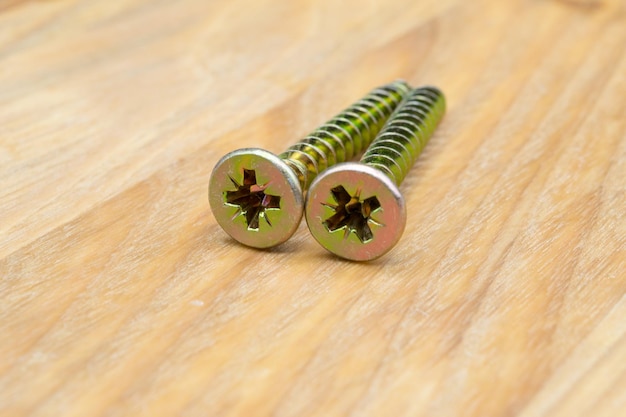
322;185;382;243
225;168;282;230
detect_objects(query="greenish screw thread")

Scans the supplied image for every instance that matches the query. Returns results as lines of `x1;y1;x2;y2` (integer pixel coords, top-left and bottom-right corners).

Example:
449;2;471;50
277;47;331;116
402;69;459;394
360;86;446;185
279;80;411;189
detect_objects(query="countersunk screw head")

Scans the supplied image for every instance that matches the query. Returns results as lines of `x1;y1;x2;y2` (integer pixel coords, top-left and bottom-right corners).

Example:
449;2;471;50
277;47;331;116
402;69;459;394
305;162;406;261
209;148;303;248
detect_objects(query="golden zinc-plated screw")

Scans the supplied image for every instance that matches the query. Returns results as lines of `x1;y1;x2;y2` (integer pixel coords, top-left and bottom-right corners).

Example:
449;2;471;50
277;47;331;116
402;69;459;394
209;80;411;248
305;86;446;261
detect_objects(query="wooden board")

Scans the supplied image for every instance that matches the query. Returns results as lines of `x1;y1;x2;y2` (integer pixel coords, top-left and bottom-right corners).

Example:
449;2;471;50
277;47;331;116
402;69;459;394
1;0;625;415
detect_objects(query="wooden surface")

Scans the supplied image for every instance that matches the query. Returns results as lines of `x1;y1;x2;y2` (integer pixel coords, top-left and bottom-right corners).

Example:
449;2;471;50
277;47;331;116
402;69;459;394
1;0;625;415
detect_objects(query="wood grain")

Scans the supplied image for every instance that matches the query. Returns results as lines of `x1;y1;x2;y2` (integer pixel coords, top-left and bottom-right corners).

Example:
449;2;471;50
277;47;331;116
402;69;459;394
0;0;625;416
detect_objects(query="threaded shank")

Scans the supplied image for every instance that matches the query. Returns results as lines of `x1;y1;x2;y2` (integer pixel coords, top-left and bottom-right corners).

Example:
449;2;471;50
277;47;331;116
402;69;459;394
360;86;445;185
279;80;411;189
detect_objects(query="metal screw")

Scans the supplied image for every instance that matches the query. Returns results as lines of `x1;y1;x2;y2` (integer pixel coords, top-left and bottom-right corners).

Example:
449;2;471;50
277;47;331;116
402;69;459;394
304;86;446;260
209;80;411;248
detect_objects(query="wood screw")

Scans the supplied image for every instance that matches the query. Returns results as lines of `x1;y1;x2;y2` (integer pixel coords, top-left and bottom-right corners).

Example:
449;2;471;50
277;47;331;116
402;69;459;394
305;86;446;261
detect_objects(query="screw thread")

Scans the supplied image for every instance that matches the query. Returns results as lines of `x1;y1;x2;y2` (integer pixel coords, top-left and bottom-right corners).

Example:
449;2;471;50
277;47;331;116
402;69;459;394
279;80;411;189
360;86;445;185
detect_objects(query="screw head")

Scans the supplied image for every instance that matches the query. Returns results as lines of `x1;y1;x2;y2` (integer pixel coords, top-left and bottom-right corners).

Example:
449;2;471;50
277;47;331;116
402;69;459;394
209;148;303;248
305;163;406;261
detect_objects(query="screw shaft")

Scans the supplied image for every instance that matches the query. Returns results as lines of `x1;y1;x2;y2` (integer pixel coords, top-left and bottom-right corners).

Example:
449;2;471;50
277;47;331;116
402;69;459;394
279;80;411;189
360;86;446;185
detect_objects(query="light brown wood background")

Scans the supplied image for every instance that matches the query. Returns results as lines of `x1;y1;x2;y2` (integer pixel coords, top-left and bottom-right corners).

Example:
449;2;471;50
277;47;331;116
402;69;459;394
1;0;625;416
